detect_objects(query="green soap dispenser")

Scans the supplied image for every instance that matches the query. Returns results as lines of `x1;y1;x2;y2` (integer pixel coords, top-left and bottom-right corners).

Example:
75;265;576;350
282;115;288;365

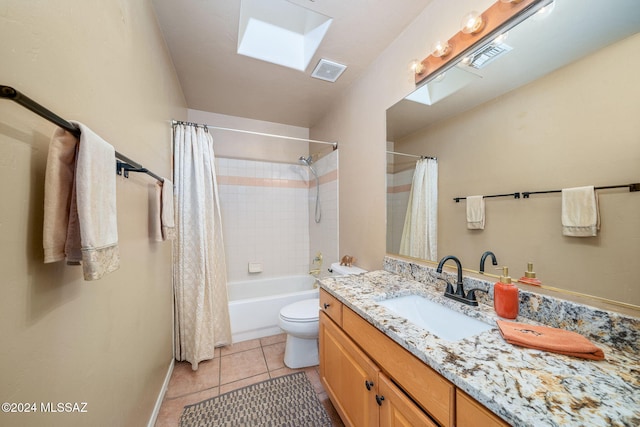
494;267;519;319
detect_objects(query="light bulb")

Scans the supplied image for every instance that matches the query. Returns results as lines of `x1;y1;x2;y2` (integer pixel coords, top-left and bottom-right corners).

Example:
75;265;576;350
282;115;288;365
410;59;425;75
535;1;555;19
493;32;509;45
434;72;447;82
461;11;485;34
431;40;451;58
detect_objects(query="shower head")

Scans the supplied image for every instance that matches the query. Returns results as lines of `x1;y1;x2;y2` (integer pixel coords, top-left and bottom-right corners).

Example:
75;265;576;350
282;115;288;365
298;155;318;179
298;155;313;166
298;154;322;223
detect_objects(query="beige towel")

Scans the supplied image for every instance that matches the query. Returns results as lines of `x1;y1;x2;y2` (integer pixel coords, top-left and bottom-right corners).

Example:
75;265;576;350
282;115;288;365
43;127;78;263
151;179;175;241
161;179;176;241
466;195;485;230
562;186;600;237
72;121;120;280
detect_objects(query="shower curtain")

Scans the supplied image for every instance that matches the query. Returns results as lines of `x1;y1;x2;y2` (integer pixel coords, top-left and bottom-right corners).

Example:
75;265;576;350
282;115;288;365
173;123;231;370
399;158;438;261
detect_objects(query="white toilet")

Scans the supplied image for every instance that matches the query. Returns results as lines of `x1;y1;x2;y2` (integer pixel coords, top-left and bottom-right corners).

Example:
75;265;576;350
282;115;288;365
278;262;366;368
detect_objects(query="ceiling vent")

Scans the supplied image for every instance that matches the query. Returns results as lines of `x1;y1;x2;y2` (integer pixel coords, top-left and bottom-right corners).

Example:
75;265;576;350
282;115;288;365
467;43;513;69
311;59;347;82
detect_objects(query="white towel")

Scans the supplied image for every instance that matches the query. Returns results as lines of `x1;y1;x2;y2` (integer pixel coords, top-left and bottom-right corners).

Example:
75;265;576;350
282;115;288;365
562;186;600;237
466;195;485;230
161;179;176;241
151;183;164;242
72;121;120;280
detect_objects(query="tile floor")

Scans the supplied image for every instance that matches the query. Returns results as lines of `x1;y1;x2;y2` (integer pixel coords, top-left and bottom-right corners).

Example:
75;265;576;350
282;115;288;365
155;333;344;426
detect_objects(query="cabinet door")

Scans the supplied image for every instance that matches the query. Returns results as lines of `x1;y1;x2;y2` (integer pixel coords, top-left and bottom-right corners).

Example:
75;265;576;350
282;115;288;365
378;374;438;427
456;389;510;427
319;312;379;427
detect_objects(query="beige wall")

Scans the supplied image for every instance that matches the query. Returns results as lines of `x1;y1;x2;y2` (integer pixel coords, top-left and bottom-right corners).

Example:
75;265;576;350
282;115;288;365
0;1;186;426
395;33;640;305
311;0;493;272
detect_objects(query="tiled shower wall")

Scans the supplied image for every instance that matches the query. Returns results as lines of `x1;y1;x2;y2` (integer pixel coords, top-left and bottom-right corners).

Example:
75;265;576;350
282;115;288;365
386;168;413;254
216;151;338;282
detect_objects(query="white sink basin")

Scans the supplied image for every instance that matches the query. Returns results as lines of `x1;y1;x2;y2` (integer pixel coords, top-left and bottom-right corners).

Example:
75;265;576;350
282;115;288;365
377;295;493;341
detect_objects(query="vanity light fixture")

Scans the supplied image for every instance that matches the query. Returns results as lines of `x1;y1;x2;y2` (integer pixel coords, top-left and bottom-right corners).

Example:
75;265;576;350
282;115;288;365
461;11;485;34
414;0;554;86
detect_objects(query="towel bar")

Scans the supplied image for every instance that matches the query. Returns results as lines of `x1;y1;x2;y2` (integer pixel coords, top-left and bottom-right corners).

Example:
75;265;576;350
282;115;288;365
1;84;164;183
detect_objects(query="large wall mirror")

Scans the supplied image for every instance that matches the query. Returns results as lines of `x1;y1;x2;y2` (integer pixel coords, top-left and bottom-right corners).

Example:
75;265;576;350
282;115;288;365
386;0;640;308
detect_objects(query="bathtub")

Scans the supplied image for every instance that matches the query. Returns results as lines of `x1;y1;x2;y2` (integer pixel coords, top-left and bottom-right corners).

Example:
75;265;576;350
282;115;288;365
227;275;319;343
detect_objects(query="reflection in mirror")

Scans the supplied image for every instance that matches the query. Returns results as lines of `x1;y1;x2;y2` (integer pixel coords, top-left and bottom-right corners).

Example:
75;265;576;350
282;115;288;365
386;0;640;307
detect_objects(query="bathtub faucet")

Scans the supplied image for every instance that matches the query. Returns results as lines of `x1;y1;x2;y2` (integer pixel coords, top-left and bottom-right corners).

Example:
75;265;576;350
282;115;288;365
309;252;323;276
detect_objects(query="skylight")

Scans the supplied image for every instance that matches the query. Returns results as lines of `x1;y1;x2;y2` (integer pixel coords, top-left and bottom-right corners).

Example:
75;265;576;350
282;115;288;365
406;66;481;106
237;0;333;71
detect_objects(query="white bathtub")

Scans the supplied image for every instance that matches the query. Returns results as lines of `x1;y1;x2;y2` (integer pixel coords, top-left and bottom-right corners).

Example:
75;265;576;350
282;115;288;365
227;275;319;343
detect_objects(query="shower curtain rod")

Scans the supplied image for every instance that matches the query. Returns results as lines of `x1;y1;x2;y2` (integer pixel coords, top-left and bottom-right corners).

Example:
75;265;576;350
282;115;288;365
0;85;164;182
172;120;338;149
386;151;437;160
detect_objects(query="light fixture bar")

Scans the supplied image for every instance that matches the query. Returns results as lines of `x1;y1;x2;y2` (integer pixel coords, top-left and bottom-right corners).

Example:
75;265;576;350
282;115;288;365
415;0;553;87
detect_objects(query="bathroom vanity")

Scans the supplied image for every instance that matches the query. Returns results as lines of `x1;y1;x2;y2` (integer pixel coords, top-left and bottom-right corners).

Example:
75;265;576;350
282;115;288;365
318;263;640;427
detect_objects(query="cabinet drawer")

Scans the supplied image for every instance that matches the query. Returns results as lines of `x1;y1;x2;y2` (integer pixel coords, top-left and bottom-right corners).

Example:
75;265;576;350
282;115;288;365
343;307;455;427
456;389;510;427
320;288;343;326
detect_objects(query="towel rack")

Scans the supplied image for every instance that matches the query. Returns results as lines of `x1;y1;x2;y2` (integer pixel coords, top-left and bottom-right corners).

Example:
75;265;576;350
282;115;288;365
454;183;640;202
454;192;520;203
1;85;164;183
522;183;640;198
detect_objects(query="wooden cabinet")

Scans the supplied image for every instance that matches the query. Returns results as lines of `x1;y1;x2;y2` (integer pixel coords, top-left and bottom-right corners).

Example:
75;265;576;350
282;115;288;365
319;311;379;427
320;311;436;427
319;288;510;427
456;389;509;427
343;307;454;427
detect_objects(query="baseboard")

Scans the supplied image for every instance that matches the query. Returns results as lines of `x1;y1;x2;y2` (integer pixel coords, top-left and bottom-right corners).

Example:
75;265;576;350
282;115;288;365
147;358;175;427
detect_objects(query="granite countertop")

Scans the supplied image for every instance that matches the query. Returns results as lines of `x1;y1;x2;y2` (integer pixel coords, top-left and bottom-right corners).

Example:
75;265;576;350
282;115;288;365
319;270;640;427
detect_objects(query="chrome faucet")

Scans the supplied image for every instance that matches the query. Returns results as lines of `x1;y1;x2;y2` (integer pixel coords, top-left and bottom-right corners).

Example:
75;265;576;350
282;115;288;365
479;251;498;274
436;255;482;307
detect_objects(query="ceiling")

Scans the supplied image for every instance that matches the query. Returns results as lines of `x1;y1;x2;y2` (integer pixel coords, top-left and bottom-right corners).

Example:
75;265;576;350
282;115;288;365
152;0;433;128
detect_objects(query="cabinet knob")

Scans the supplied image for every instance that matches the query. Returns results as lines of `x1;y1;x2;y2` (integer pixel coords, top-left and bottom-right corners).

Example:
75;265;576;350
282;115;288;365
365;380;374;391
323;303;330;309
375;395;385;406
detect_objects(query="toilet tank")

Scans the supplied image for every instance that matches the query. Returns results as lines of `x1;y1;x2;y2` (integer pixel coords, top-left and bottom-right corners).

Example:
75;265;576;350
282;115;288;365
329;262;366;276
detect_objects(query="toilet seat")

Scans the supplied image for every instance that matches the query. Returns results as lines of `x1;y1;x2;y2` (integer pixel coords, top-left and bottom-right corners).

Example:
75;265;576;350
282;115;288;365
279;298;319;323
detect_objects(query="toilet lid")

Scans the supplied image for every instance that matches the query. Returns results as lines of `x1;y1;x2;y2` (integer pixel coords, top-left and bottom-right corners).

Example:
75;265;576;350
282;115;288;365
280;298;320;322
